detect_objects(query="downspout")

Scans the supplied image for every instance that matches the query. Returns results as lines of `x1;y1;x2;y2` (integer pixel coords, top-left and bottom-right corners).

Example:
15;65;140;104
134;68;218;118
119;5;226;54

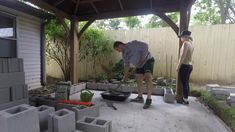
40;19;49;86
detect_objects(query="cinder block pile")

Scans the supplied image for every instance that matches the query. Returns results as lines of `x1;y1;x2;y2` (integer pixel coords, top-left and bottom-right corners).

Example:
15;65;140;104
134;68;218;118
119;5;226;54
163;88;175;103
0;58;28;110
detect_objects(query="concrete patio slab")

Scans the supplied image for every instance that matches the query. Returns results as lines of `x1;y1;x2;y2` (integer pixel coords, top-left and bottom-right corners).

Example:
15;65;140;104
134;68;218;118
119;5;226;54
70;91;231;132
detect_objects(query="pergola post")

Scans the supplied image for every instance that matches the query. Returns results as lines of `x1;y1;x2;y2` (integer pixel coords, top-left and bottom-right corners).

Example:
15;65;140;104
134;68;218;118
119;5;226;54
175;0;194;101
70;18;79;84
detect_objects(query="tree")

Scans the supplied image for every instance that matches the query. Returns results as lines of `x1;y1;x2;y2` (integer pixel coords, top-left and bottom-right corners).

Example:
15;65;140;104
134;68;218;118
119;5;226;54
108;18;121;30
45;19;71;81
145;13;179;28
193;0;235;25
123;16;141;29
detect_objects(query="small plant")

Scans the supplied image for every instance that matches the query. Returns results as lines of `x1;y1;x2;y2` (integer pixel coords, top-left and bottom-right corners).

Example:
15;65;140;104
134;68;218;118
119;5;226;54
112;59;135;80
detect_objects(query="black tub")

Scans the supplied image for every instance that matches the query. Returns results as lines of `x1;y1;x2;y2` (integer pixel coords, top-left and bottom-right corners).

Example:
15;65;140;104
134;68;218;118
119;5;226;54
101;91;131;101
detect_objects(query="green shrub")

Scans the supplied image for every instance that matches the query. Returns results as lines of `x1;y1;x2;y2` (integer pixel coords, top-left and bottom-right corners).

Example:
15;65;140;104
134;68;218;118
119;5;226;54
200;90;235;131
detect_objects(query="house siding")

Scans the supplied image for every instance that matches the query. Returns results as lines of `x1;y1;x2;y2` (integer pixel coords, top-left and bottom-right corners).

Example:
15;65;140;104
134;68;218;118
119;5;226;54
0;5;42;89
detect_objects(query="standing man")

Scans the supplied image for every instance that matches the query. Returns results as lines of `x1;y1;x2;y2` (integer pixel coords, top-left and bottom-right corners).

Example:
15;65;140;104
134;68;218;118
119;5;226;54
113;40;155;109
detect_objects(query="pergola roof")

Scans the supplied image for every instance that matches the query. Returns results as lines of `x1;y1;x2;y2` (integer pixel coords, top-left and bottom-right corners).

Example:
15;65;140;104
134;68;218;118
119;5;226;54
26;0;189;21
0;0;53;19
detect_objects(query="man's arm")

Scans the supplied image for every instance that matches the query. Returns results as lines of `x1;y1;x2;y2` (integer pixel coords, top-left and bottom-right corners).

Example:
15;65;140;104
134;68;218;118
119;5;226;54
176;42;189;71
123;63;130;82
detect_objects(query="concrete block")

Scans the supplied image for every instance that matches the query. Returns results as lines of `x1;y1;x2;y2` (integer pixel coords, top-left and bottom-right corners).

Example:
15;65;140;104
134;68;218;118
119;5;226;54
48;109;76;132
8;58;24;72
72;104;100;121
0;86;11;104
0;72;25;87
37;105;55;132
37;96;57;108
72;130;83;132
97;83;109;91
230;93;235;101
76;116;112;132
221;86;235;93
163;88;175;103
55;82;71;100
0;98;28;111
120;86;134;93
86;82;98;90
0;104;40;132
70;83;86;95
11;84;28;101
211;88;230;100
152;88;164;96
0;58;8;73
205;84;220;91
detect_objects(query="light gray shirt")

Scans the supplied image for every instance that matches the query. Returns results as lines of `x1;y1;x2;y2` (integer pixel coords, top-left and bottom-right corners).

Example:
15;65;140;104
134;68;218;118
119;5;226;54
122;40;152;68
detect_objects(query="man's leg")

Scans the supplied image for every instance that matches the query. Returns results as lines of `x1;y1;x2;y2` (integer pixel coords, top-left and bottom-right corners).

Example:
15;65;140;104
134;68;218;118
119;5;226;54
130;74;144;103
144;73;153;99
143;73;153;109
136;74;144;97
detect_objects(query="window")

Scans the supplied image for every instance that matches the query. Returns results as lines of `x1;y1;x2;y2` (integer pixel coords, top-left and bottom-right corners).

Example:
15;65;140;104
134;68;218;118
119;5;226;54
0;11;17;58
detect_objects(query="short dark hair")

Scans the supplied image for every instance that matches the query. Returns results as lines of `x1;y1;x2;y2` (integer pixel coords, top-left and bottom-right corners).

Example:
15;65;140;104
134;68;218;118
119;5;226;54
113;41;124;49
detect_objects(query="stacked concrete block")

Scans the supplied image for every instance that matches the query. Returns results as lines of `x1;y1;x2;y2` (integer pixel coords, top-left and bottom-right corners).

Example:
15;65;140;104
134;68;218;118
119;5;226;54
152;88;164;96
0;58;28;110
8;58;24;72
120;85;135;93
0;58;8;73
0;58;23;73
220;86;235;93
37;105;55;132
163;88;175;103
70;83;86;95
72;104;100;121
47;109;76;132
0;104;40;132
76;116;112;132
205;84;220;91
211;88;230;100
55;81;71;100
86;82;98;90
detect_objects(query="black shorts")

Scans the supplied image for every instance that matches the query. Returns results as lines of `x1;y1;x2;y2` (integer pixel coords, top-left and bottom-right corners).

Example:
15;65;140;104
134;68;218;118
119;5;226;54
136;58;155;74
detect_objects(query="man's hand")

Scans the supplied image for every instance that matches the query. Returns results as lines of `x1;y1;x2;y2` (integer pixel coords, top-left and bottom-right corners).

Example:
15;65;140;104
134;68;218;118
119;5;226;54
176;64;180;72
122;75;128;82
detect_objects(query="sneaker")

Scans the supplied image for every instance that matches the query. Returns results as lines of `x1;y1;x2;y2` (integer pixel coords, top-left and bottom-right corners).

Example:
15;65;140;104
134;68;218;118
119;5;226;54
176;99;184;104
143;98;152;109
183;98;189;105
130;96;144;103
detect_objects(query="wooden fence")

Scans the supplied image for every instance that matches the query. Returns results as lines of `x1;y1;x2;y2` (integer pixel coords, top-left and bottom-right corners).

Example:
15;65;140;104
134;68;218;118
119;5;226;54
47;24;235;84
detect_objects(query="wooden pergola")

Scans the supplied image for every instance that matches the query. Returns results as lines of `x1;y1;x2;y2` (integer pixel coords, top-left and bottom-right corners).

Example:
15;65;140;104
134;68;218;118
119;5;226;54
25;0;195;101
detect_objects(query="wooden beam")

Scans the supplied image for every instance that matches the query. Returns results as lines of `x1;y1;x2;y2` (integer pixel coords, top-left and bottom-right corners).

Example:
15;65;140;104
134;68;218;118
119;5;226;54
72;0;102;4
176;0;190;101
78;5;179;21
77;19;95;39
69;18;79;84
89;0;99;14
118;0;124;11
154;12;179;35
150;0;153;9
74;0;81;15
25;0;70;19
53;0;65;7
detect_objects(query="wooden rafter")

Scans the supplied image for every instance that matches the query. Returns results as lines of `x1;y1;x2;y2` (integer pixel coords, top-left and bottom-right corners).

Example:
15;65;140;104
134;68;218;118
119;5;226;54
74;0;80;15
25;0;70;19
78;5;179;21
77;19;95;39
53;0;65;7
118;0;124;11
89;0;99;14
150;0;153;9
72;0;102;4
154;12;179;35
